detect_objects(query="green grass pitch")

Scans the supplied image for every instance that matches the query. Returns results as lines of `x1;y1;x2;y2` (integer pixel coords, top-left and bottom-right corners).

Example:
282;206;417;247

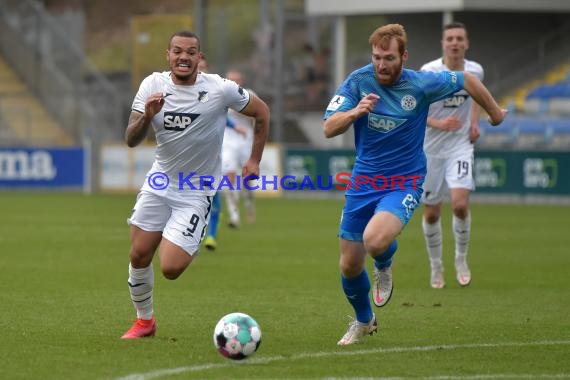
1;192;569;379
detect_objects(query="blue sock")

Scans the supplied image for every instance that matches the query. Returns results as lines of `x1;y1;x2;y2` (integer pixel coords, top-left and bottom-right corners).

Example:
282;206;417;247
208;193;221;238
373;240;398;270
341;270;372;323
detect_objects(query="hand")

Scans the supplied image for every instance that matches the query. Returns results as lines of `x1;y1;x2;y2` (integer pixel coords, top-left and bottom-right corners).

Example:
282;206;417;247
439;117;462;132
242;158;260;180
488;109;509;126
144;92;167;118
354;93;380;118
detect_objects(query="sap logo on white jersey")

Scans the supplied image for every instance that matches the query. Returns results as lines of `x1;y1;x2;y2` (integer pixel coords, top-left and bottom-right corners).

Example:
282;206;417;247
443;95;468;108
326;95;345;111
164;112;200;131
368;113;406;133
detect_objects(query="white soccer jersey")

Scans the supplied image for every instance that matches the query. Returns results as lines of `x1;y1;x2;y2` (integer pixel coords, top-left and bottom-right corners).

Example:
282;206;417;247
421;58;484;157
224;88;256;149
131;71;250;195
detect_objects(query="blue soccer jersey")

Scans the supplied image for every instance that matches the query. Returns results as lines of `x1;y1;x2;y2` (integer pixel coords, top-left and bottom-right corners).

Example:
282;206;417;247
324;64;464;196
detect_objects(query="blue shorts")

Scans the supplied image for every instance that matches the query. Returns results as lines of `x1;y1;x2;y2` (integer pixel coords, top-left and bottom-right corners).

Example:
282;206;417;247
339;189;422;242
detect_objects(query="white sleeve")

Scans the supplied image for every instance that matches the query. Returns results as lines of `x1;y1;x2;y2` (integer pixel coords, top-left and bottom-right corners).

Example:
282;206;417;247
131;75;154;113
222;78;251;113
477;64;484;82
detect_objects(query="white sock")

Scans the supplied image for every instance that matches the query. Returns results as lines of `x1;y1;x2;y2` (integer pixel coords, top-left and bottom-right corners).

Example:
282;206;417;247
243;189;254;214
223;188;240;224
422;217;443;270
128;263;154;320
453;212;471;262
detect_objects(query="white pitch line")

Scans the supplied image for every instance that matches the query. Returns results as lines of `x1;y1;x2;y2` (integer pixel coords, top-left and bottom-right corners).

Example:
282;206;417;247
114;340;570;380
323;374;570;379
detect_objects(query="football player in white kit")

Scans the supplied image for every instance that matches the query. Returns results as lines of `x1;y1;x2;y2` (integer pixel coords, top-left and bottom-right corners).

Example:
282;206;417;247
121;31;270;339
420;22;482;289
221;69;257;228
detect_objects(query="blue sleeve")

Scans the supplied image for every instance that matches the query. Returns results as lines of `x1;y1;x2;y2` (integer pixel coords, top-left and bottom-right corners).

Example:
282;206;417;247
421;71;465;104
323;74;359;120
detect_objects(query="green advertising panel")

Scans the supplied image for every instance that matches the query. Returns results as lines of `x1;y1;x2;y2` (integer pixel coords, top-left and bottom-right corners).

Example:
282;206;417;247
284;148;355;191
474;150;570;195
284;148;570;195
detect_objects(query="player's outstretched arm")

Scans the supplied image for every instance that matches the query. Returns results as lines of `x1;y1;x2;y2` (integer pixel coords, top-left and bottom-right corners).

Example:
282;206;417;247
239;94;270;178
125;111;151;148
463;72;507;126
324;93;379;138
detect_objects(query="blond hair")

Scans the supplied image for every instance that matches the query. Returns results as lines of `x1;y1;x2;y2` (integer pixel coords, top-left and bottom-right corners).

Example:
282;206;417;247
368;24;407;56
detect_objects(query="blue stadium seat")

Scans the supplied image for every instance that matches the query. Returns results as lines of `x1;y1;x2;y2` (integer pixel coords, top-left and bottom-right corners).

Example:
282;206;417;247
477;118;517;148
526;83;570;99
545;118;570;149
514;117;548;148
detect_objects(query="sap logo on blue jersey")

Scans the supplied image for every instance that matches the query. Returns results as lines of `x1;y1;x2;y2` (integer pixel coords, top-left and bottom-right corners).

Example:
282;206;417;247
443;95;469;108
368;113;406;133
164;112;200;131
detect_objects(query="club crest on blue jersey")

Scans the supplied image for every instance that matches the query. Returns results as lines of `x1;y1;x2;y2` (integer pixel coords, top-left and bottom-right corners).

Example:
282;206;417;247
368;113;406;133
400;95;417;111
164;112;201;131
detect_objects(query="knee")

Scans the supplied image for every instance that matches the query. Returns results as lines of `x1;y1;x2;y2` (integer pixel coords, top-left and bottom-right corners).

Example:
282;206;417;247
424;214;439;224
161;266;184;280
452;202;469;219
424;205;440;224
363;233;391;256
339;256;364;278
129;246;154;268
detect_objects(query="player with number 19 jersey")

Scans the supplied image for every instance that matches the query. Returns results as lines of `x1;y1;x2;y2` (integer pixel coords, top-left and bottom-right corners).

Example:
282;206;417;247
324;64;464;197
131;71;250;196
421;58;483;158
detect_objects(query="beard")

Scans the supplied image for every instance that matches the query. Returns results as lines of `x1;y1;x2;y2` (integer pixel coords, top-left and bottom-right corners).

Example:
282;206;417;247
375;61;404;85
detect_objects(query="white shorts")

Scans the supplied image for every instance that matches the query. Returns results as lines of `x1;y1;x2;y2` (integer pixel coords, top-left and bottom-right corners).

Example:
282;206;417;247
127;190;213;255
422;152;475;205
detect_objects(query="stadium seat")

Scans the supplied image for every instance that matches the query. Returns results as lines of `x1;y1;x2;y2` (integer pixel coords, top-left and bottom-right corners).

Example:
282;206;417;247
526;83;570;99
548;97;570;115
545;118;570;149
514;118;548;149
476;118;517;149
525;81;570;115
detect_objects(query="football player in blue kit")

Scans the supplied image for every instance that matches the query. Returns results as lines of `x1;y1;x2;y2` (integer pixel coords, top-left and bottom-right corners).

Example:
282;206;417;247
323;24;507;345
